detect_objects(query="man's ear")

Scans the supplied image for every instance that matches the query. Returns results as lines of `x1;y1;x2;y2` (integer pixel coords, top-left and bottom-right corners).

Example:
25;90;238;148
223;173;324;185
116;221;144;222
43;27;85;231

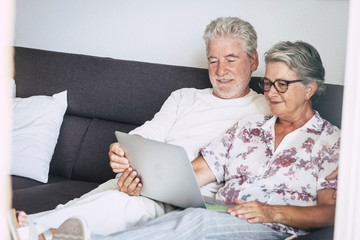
305;82;318;100
250;51;259;72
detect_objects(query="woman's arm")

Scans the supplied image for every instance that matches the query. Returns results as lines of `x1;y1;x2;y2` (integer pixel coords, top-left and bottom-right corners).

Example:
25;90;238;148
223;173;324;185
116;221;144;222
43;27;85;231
228;188;336;230
191;156;216;187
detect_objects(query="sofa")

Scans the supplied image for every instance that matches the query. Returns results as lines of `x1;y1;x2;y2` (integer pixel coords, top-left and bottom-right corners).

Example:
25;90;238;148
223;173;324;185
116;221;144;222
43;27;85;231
11;46;344;239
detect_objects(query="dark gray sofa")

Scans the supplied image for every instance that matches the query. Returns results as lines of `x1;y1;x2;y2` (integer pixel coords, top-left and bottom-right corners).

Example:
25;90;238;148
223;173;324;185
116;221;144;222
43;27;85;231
11;46;343;239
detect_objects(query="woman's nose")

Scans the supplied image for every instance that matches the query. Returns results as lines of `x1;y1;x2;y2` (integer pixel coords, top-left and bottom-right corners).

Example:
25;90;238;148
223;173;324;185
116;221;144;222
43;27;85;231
267;83;279;95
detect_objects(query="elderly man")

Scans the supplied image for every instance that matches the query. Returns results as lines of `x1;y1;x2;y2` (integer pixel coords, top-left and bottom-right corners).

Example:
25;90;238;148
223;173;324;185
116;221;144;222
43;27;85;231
13;17;272;239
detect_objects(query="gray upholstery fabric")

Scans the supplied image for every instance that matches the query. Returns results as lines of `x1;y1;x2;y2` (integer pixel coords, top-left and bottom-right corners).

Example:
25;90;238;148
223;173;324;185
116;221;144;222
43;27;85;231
72;118;137;183
14;47;212;125
12;180;99;214
295;227;334;240
50;115;91;179
312;84;343;129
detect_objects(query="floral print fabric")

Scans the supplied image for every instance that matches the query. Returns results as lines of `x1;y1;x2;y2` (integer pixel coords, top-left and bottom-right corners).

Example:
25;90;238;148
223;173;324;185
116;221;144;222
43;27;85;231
200;111;340;235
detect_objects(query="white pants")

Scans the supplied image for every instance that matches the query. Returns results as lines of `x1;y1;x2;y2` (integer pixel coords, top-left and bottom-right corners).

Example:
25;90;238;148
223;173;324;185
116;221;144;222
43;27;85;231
28;178;166;236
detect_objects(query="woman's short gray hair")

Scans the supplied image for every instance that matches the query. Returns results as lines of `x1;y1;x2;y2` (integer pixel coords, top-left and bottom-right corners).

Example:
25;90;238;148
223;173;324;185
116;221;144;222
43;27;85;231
264;41;326;101
203;17;257;57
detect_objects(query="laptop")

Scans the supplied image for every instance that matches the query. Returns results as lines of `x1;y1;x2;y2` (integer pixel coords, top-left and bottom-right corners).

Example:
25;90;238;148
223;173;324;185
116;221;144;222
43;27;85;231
115;131;234;211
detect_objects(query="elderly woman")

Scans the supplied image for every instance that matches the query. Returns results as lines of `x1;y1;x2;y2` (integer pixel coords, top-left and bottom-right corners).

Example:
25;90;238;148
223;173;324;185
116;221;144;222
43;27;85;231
88;40;340;240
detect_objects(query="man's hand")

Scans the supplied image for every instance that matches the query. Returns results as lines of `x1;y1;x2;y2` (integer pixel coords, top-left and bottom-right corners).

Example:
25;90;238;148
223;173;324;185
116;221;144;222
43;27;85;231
325;168;339;200
109;142;130;173
117;167;142;196
227;199;276;224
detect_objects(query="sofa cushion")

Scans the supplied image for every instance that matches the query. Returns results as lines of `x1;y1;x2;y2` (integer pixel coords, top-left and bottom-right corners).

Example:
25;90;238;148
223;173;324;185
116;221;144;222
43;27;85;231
71;118;138;183
295;227;334;239
12;178;100;214
11;175;44;190
49;115;92;179
11;174;74;190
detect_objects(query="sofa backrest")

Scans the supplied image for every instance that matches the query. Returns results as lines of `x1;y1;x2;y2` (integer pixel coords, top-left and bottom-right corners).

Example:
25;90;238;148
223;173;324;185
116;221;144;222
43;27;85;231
14;47;213;183
13;47;344;183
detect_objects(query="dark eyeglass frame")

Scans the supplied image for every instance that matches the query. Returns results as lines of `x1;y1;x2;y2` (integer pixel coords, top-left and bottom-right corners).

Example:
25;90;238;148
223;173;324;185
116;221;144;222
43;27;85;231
259;78;303;93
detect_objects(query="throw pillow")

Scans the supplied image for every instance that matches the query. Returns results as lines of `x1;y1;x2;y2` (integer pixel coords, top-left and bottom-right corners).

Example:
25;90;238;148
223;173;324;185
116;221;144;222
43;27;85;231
11;90;68;183
11;78;16;97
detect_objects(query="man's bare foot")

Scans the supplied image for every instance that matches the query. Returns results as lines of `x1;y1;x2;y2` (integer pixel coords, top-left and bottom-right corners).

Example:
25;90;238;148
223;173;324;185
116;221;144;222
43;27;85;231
38;229;56;240
14;210;56;240
16;211;29;228
11;210;89;240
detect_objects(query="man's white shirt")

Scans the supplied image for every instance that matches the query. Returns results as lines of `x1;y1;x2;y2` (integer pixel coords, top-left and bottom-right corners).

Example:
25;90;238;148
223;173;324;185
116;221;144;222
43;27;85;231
130;88;271;196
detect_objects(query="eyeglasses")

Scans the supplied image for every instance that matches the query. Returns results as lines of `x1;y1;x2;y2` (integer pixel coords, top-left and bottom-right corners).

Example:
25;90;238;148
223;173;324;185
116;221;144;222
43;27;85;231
259;78;303;93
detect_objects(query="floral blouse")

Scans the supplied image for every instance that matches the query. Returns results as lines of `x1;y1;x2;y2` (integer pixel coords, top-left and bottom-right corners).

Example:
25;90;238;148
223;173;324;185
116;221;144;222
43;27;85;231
200;111;341;235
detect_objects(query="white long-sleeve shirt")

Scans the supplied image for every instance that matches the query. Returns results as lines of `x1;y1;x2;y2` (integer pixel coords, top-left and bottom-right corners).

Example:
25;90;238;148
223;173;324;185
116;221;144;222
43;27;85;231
130;87;271;196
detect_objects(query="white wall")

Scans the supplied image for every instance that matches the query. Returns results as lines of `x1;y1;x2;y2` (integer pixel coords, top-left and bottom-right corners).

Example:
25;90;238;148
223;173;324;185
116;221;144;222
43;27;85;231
14;0;349;85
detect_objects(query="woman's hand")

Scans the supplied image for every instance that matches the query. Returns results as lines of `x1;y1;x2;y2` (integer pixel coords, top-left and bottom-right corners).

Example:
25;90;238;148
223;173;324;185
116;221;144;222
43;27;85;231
227;199;278;224
325;168;338;200
325;168;338;180
227;189;336;230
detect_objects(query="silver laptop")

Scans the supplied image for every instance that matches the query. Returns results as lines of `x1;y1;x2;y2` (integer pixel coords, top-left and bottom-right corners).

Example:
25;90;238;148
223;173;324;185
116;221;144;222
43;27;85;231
115;131;234;211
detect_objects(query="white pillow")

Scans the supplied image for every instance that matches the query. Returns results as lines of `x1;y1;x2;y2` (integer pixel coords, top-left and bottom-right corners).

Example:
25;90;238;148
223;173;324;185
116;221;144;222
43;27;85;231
11;78;16;97
11;91;68;183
